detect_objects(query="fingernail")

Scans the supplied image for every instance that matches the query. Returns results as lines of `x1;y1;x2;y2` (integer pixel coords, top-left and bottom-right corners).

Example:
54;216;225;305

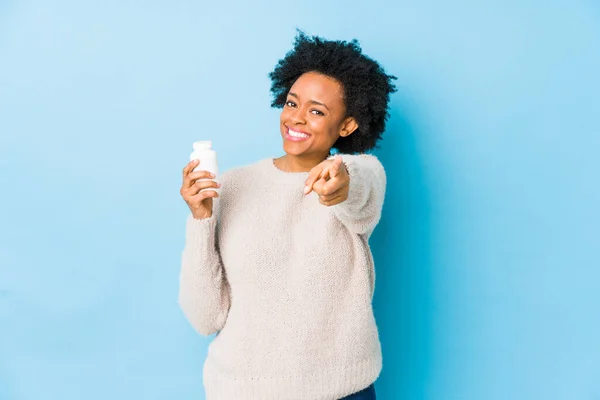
304;186;310;194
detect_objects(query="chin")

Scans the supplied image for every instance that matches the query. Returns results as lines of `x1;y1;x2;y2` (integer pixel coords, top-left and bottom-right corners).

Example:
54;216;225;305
282;142;307;156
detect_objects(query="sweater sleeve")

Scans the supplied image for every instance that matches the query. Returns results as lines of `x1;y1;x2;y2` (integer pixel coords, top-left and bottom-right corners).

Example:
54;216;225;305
330;154;387;236
178;213;231;336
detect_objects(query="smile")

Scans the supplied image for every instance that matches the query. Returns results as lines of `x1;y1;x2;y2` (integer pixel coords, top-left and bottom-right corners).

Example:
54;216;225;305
285;127;311;141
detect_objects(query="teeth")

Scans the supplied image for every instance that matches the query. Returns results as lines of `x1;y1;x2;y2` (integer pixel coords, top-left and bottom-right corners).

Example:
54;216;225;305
289;129;309;138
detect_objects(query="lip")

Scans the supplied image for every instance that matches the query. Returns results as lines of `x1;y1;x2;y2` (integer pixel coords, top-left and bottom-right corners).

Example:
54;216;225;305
284;126;312;142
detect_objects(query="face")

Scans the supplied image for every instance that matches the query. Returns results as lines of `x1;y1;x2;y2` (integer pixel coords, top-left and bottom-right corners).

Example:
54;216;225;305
279;71;357;160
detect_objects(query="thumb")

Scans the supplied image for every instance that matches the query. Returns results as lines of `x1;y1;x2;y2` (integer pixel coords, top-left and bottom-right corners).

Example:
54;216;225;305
330;155;343;178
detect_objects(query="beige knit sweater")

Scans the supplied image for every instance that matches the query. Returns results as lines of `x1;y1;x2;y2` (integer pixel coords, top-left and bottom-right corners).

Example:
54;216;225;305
179;154;386;400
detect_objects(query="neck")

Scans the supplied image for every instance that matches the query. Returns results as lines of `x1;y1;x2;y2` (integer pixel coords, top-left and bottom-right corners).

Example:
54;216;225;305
274;153;329;172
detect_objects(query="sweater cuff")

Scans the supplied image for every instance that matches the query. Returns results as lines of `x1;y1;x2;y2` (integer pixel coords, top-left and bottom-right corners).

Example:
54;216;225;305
339;156;365;211
327;154;386;235
331;154;381;213
185;213;218;253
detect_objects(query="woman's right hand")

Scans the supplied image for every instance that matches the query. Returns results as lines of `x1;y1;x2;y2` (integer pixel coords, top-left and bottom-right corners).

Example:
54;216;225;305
180;159;221;220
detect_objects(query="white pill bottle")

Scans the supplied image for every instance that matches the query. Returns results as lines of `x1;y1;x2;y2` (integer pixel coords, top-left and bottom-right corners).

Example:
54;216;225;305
190;140;219;178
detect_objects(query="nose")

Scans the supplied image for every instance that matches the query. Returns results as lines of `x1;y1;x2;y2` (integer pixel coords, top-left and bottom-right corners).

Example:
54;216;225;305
289;107;307;125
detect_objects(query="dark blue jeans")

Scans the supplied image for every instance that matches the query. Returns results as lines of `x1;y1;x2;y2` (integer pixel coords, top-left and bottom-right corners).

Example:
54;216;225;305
339;384;376;400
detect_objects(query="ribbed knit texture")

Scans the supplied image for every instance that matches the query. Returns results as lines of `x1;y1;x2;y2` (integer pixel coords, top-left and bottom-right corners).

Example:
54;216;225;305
179;154;386;400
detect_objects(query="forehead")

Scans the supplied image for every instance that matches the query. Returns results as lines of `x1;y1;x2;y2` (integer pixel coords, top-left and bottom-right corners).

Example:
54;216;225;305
290;72;344;103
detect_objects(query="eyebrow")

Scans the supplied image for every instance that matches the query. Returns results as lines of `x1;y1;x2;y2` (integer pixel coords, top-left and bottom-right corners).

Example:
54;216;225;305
288;92;330;111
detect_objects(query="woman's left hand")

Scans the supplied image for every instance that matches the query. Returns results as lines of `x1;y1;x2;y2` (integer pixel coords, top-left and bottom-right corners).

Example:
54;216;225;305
304;155;349;206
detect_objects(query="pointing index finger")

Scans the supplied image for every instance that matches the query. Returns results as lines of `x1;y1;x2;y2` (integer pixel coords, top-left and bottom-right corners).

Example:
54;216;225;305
304;166;322;195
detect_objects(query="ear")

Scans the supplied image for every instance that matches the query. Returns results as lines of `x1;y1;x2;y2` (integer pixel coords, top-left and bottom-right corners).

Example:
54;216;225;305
339;116;358;138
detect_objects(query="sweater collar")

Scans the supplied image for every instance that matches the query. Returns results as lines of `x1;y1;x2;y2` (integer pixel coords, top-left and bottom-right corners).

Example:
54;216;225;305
262;158;311;184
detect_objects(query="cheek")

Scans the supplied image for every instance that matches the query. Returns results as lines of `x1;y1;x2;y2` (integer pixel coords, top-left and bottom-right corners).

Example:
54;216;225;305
308;117;330;135
321;120;342;142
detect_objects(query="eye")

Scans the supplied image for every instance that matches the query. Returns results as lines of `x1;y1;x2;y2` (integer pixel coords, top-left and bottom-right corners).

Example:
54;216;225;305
285;100;296;107
311;109;325;116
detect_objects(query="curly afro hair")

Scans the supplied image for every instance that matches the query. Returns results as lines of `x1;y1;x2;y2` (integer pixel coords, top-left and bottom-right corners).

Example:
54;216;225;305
269;31;397;154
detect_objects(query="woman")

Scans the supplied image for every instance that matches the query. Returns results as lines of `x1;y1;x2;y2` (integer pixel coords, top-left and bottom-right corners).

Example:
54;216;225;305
178;31;396;400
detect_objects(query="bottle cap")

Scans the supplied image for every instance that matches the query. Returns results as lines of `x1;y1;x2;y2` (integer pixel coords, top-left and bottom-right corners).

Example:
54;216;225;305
193;141;212;150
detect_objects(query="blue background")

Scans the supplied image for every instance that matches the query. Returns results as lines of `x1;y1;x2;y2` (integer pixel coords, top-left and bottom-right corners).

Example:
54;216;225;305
1;1;599;399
